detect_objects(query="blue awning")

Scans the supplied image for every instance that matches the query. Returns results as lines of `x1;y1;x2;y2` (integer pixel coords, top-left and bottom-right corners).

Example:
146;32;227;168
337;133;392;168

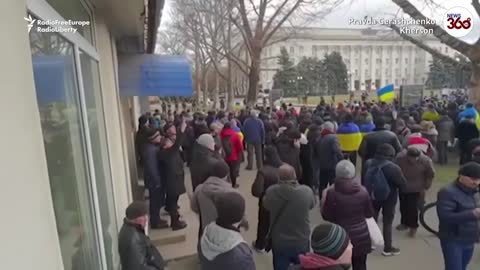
119;54;193;97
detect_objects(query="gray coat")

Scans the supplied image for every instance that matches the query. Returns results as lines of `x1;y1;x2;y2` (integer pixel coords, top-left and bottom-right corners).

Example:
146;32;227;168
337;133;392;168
314;133;344;170
263;181;315;248
436;116;455;142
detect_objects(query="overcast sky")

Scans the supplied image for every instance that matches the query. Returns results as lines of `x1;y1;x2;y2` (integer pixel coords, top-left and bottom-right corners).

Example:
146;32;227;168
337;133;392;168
159;0;480;43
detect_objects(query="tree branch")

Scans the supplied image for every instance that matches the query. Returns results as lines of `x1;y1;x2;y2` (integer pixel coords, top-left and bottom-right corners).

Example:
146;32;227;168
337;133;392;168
392;0;476;58
237;0;254;40
262;0;303;47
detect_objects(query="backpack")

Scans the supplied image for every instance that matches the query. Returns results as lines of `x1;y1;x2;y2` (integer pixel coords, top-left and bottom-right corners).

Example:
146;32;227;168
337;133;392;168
222;136;233;156
364;161;391;201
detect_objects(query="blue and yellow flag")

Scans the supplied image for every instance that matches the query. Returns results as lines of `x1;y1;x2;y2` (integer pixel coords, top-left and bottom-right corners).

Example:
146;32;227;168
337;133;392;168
337;122;362;152
377;84;395;102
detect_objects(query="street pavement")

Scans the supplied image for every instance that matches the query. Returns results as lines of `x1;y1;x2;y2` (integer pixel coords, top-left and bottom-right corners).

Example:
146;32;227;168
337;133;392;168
167;166;480;270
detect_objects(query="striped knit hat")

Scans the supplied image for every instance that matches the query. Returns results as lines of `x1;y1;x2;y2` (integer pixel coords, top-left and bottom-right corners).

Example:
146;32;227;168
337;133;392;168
311;223;350;260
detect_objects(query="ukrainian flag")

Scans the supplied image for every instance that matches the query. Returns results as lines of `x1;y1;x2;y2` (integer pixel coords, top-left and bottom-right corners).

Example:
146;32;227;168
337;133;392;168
233;126;244;141
377;84;395;102
337;122;362;152
360;122;376;137
459;107;480;130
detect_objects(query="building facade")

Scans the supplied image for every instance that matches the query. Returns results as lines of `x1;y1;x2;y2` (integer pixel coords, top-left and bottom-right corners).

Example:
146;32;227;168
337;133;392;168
260;28;457;92
1;0;163;270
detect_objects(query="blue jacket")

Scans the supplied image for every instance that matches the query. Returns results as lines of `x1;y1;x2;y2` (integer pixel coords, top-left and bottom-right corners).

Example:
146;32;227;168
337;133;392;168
242;117;265;144
437;181;479;244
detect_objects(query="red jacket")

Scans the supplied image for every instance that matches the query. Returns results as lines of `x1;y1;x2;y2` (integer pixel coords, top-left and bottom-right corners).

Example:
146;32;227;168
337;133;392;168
220;128;244;162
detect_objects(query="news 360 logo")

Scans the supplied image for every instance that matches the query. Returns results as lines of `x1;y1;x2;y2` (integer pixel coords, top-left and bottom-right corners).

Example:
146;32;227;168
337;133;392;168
443;7;473;37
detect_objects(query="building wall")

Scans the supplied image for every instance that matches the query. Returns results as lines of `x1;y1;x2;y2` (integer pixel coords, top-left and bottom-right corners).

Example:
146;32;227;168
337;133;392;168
95;14;132;231
0;1;64;269
260;28;458;92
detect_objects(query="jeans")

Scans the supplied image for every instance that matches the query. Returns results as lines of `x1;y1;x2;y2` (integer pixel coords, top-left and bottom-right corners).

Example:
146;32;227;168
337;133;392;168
318;169;336;200
272;243;310;270
440;240;474;270
399;192;420;228
247;143;263;170
254;199;270;250
373;197;397;251
148;186;165;225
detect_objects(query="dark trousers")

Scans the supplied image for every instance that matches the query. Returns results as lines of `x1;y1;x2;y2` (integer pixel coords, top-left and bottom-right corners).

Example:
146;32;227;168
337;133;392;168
399;192;420;228
272;243;310;270
227;160;241;187
148;187;165;225
441;240;474;270
437;141;448;164
318;169;336;200
254;200;270;250
247;143;263;170
344;151;358;167
352;254;367;270
165;194;179;215
373;197;396;251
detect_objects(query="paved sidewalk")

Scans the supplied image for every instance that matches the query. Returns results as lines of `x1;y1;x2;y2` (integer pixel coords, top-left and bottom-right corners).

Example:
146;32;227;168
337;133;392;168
166;167;480;270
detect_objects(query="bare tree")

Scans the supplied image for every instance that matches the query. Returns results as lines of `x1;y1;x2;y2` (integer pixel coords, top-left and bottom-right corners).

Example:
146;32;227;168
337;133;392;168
390;0;480;104
232;0;341;106
156;25;188;55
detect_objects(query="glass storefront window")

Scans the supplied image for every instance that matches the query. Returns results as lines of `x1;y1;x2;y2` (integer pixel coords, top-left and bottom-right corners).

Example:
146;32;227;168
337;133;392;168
30;28;101;270
46;0;93;43
80;50;119;270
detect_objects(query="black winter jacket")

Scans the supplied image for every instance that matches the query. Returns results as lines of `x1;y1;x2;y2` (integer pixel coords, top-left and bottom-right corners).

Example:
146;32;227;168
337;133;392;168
118;219;166;270
189;142;226;191
359;128;402;161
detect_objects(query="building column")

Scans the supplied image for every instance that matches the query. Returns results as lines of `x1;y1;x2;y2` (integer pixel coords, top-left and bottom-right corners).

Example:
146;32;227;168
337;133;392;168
0;1;64;270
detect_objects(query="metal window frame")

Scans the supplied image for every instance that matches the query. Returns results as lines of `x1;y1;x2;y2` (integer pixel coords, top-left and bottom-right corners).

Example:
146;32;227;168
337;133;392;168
26;1;108;270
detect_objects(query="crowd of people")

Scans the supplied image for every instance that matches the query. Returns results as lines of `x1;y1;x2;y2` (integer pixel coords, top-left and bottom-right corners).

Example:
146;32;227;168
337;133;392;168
119;93;480;270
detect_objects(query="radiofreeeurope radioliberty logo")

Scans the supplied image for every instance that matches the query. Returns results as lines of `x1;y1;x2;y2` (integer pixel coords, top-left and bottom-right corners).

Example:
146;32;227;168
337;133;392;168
443;6;473;37
24;15;90;34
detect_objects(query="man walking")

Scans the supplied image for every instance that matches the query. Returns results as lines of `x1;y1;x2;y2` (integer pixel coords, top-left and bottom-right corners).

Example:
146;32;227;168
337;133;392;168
243;110;265;170
363;144;406;256
221;122;244;188
118;201;166;270
395;147;435;237
263;164;315;270
437;162;480;270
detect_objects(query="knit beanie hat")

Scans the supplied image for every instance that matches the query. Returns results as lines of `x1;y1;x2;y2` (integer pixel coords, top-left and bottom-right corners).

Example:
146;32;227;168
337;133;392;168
459;162;480;179
323;121;335;131
311;223;350;260
335;160;356;179
196;133;215;149
125;201;148;220
215;192;245;225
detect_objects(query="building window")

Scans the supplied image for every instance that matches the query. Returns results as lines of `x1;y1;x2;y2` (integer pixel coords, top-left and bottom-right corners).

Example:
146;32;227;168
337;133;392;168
46;0;94;44
395;58;399;64
290;46;294;55
355;48;359;55
405;58;408;64
404;68;408;74
386;58;390;64
354;69;358;76
365;69;369;76
376;58;381;64
375;68;380;76
395;68;400;75
365;58;369;64
299;46;304;56
355;58;359;64
376;47;381;54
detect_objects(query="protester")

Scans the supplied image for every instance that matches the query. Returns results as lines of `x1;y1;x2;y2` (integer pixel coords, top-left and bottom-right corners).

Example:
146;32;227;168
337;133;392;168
190;133;226;191
199;192;255;270
158;121;187;230
404;124;434;158
363;144;407;256
422;103;440;122
243;109;265;170
315;121;344;200
359;117;402;175
394;119;411;146
141;129;168;229
420;120;438;150
276;128;303;182
210;122;224;156
191;161;244;238
135;115;151;168
251;146;282;252
457;115;480;165
118;201;166;270
322;160;374;270
221;122;244;188
437;162;480;270
395;147;435;237
263;164;316;270
436;110;455;165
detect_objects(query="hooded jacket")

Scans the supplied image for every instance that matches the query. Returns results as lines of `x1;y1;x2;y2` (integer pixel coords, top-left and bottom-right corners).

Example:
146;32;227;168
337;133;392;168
191;176;238;233
220;127;244;162
322;178;373;256
288;253;349;270
199;223;256;270
359;128;402;161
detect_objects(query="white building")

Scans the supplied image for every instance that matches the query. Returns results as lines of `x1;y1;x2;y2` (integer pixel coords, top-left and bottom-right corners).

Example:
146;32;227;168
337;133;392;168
260;28;457;92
